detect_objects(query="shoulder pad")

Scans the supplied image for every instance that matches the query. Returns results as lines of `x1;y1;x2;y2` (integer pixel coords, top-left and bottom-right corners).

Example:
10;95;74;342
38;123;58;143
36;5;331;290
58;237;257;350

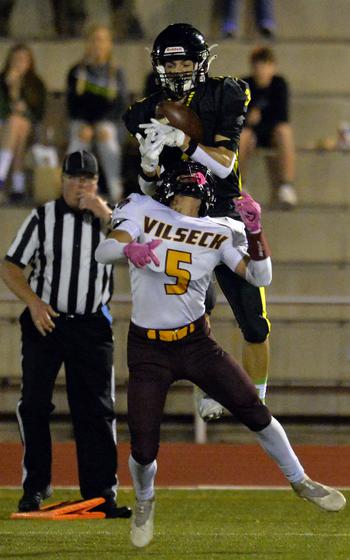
210;76;250;102
209;216;245;234
112;193;147;229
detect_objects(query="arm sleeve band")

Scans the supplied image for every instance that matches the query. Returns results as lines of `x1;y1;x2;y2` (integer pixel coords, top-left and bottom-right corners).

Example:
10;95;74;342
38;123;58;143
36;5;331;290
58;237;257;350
111;217;141;239
190;145;235;179
138;175;157;195
247;231;271;260
95;238;128;264
245;258;272;287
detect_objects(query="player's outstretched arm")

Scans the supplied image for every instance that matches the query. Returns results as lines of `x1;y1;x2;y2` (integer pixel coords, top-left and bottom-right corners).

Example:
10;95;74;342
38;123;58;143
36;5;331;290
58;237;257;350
95;229;133;264
95;229;162;268
233;192;272;287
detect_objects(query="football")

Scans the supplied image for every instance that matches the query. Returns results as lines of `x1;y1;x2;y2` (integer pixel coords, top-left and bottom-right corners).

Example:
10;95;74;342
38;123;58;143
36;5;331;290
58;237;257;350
155;101;204;143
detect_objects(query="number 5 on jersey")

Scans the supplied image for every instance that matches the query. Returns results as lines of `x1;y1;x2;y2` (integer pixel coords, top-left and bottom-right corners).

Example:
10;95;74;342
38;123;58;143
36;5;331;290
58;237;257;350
165;249;192;295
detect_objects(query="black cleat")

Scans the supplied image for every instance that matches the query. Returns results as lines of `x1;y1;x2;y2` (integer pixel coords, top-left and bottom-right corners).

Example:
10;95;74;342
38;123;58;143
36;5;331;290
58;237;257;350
91;500;132;519
18;492;42;512
18;485;52;512
105;505;133;519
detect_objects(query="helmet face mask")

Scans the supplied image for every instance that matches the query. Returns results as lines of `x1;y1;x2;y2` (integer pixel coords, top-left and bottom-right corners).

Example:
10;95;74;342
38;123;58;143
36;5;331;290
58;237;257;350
156;64;200;98
155;162;216;217
152;23;210;98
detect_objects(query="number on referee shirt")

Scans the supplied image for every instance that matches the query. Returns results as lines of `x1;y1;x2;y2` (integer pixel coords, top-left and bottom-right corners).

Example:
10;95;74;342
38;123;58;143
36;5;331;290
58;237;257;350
164;249;192;295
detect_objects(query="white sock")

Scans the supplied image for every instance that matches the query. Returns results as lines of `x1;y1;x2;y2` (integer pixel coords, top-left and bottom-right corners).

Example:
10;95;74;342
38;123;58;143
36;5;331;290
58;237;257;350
255;417;305;483
11;171;25;194
128;455;157;501
0;149;13;181
255;383;267;403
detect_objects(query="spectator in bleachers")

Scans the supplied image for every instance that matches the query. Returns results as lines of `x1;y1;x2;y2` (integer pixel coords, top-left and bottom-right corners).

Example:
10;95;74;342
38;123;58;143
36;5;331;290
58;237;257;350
0;0;14;37
0;43;46;204
0;0;86;39
239;46;297;208
110;0;144;41
66;24;128;202
219;0;276;39
51;0;86;38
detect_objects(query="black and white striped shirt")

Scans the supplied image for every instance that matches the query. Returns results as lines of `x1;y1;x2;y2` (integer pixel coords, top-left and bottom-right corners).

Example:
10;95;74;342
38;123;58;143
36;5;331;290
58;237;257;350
5;197;113;315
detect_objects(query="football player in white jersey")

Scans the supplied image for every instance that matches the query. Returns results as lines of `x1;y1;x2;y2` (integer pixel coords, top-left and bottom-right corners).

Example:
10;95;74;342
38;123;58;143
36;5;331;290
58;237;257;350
95;162;345;548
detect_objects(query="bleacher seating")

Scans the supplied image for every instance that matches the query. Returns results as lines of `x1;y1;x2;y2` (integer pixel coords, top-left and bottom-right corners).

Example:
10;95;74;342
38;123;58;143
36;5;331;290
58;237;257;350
1;0;350;433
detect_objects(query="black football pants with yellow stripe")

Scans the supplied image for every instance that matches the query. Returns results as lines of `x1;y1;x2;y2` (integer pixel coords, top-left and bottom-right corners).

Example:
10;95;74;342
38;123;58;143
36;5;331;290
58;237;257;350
208;263;270;343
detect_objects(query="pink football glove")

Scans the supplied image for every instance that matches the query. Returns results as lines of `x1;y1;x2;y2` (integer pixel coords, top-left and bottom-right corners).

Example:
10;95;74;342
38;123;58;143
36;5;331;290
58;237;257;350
123;239;162;268
234;192;262;233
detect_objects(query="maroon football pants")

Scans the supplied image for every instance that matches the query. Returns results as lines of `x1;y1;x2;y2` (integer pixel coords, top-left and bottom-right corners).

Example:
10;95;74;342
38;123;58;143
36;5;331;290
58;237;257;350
127;316;272;465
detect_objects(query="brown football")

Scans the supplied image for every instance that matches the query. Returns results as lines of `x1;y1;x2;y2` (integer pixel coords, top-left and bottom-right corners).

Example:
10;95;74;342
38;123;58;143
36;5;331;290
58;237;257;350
155;101;204;143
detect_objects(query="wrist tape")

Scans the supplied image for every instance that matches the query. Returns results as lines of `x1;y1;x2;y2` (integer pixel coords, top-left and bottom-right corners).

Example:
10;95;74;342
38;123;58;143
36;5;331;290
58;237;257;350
247;231;271;261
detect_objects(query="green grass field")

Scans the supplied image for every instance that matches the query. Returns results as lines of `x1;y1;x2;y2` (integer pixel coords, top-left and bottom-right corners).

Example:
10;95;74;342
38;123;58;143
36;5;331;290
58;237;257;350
0;488;349;560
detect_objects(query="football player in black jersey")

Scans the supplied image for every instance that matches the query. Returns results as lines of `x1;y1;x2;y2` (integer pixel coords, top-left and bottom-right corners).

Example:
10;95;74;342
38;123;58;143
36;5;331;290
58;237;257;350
123;23;270;419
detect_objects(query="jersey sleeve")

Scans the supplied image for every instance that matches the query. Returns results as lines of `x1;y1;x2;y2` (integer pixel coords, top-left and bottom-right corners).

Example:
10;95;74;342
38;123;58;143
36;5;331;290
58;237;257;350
215;77;250;151
209;217;248;251
219;235;247;273
111;193;145;240
5;209;39;268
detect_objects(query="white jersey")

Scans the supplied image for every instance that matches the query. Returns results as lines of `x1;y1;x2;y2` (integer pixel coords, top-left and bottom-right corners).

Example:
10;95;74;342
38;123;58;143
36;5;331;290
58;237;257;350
112;193;248;329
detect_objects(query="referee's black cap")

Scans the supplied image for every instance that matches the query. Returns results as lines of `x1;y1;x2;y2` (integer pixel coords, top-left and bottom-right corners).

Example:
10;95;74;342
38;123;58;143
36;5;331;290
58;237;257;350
63;151;99;177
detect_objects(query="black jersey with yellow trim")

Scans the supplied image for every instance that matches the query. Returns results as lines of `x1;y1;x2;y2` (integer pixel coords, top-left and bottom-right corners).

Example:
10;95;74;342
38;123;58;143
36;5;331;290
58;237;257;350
123;76;250;217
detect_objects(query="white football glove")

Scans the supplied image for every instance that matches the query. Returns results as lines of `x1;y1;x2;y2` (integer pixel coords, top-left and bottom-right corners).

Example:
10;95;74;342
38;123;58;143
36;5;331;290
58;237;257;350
139;118;186;149
198;395;224;422
136;132;164;174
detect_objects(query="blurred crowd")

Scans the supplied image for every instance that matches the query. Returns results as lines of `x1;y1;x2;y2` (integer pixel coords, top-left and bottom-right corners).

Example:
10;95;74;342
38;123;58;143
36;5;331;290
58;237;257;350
1;1;344;209
0;32;298;210
0;24;130;205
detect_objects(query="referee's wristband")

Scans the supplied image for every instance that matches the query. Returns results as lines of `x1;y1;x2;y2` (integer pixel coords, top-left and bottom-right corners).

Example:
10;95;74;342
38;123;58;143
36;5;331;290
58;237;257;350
184;139;199;157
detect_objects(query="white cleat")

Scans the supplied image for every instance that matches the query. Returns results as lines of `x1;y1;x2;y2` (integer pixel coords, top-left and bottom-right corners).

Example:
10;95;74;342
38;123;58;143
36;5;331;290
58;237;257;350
198;395;224;422
291;476;346;512
131;497;155;547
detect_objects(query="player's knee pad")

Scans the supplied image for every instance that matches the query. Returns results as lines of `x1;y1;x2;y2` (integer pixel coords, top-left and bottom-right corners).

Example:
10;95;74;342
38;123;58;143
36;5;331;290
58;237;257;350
241;318;270;344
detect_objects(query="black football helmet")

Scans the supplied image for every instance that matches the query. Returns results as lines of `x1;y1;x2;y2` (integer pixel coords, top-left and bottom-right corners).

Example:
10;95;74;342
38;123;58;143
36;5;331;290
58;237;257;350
155;161;216;217
151;23;210;98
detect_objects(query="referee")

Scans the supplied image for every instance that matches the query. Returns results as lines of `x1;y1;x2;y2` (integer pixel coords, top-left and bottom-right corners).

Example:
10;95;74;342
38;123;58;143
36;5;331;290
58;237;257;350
0;150;131;518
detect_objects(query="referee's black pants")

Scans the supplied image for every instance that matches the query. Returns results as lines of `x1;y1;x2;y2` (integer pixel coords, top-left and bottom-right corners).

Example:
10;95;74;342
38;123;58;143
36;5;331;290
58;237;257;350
17;308;117;500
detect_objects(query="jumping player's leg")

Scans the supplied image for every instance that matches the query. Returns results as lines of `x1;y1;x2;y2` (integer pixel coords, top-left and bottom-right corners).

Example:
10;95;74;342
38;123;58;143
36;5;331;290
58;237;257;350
198;273;269;419
215;264;270;402
196;281;225;420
